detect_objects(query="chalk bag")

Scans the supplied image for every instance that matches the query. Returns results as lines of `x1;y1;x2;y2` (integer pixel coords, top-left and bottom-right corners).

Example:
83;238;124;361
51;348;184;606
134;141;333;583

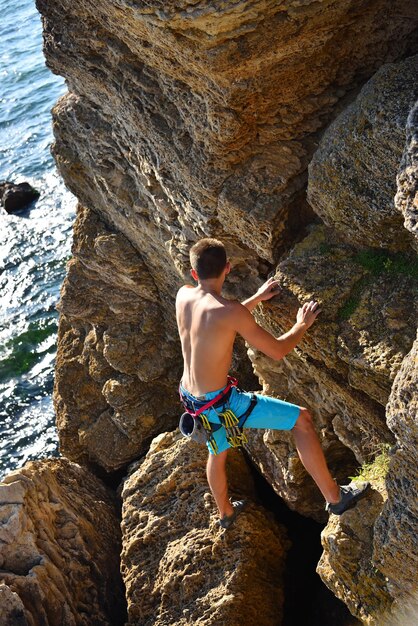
179;412;208;445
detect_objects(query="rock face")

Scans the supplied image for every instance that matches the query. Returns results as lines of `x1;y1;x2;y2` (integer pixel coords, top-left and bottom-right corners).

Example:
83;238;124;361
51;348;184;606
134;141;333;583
36;0;418;477
308;55;418;251
37;0;418;265
0;458;125;626
121;431;289;626
53;203;180;471
396;102;418;250
245;223;416;520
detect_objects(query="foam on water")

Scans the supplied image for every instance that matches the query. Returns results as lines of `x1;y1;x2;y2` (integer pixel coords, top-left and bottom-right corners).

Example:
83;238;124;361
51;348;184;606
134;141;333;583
0;0;76;479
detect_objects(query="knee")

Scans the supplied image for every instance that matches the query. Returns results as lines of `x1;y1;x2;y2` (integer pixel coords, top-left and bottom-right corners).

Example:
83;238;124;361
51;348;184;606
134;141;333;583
293;407;314;433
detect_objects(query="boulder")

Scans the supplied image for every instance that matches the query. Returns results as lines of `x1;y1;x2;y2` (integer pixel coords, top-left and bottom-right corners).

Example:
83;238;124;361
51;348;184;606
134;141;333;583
0;583;27;626
120;431;289;626
308;55;418;251
0;181;40;213
0;458;125;626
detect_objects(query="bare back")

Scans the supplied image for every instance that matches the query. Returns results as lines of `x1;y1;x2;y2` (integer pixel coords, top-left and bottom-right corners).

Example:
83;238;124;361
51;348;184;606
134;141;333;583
176;285;238;395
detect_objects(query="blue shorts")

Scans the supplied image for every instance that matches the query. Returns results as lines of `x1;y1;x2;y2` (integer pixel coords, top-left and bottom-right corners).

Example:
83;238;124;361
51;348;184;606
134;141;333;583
179;383;301;455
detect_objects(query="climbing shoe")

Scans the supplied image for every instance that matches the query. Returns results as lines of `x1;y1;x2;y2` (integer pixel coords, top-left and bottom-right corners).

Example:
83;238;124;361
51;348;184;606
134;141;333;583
325;481;371;515
219;500;247;530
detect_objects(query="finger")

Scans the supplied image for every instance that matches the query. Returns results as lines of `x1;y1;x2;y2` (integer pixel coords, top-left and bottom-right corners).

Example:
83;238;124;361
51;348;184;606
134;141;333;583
302;302;309;312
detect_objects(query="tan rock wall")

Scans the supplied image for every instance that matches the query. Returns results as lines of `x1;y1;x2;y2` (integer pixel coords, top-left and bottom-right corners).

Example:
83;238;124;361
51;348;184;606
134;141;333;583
0;458;125;626
37;0;418;482
318;485;392;626
317;336;418;625
243;224;416;522
37;0;418;269
53;204;180;471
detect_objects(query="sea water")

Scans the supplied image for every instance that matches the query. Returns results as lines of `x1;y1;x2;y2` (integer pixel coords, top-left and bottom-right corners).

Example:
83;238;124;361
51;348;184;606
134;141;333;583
0;0;76;480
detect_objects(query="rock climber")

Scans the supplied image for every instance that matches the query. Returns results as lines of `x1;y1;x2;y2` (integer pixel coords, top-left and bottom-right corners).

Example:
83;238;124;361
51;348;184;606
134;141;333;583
176;238;370;529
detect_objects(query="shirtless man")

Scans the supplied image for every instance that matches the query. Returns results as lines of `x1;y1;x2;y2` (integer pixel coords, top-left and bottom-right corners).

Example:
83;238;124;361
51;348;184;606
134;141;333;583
176;238;370;529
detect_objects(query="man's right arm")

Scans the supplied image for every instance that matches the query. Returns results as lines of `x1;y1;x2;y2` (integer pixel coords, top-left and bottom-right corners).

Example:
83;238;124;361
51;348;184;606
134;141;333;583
232;301;320;360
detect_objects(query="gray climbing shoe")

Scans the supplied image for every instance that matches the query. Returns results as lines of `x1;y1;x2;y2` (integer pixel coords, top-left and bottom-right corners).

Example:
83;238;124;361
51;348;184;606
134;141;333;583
219;500;247;529
325;481;371;515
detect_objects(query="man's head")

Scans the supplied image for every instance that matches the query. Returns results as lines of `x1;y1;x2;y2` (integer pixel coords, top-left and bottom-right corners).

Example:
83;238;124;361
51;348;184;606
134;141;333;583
190;238;229;280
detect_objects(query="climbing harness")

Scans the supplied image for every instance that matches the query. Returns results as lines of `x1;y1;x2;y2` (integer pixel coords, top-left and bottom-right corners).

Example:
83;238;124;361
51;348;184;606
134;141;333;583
179;376;238;417
216;394;258;449
178;377;258;453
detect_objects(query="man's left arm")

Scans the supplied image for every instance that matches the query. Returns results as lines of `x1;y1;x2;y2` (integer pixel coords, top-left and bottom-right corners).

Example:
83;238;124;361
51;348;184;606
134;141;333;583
241;277;281;312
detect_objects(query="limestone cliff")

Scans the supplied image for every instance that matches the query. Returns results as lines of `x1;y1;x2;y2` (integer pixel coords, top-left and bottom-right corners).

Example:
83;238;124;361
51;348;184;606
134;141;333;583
17;0;418;623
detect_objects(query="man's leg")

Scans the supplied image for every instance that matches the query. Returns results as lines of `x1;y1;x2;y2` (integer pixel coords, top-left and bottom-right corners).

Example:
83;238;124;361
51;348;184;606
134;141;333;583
292;408;340;503
206;449;234;518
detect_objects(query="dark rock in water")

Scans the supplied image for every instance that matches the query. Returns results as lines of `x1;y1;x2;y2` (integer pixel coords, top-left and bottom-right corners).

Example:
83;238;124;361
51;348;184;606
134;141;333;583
0;181;40;213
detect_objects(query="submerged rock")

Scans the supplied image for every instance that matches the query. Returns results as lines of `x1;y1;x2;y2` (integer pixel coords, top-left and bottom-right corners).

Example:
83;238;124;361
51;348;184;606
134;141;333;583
121;431;289;626
0;458;125;626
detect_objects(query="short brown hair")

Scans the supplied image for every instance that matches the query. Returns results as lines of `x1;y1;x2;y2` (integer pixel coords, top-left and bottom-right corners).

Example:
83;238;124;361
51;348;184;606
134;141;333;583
190;238;227;279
